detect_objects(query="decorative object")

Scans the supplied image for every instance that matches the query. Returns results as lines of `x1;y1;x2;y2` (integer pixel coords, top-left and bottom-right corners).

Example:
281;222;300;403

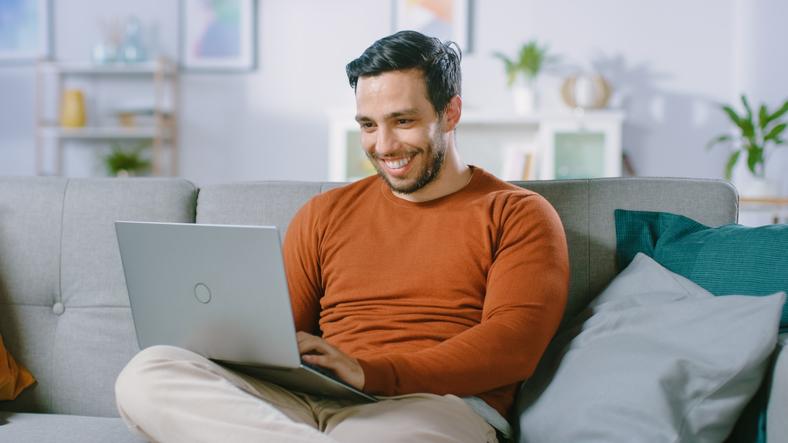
59;89;87;127
119;16;147;63
92;18;123;64
493;40;554;115
0;0;50;61
104;141;152;177
560;73;612;109
392;0;469;52
707;95;788;182
180;0;257;71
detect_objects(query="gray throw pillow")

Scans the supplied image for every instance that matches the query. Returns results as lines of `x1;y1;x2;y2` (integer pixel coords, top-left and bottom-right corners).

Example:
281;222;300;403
517;253;785;443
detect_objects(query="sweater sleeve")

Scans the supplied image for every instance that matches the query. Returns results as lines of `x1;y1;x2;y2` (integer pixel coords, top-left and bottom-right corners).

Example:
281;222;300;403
282;198;323;336
357;195;569;396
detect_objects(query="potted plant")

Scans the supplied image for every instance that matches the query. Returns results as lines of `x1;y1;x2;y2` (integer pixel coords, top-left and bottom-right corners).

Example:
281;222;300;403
707;95;788;185
104;141;152;177
494;40;555;114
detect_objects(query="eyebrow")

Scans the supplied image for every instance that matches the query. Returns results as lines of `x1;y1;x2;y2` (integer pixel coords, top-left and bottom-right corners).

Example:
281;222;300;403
355;108;420;123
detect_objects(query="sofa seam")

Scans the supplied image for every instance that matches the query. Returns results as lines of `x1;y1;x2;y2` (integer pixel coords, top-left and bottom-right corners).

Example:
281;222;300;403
52;177;70;414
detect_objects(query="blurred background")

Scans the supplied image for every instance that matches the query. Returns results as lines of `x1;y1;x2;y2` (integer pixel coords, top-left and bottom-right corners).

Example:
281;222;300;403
1;0;786;207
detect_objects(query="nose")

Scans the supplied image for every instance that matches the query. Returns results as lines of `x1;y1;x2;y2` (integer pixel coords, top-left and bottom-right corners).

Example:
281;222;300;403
373;126;398;157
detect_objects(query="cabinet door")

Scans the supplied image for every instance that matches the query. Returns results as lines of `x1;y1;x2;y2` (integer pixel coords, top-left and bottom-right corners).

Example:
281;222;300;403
539;117;622;180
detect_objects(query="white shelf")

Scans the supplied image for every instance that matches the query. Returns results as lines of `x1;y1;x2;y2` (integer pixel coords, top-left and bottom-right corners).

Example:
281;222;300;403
39;126;171;140
40;60;176;75
35;58;179;176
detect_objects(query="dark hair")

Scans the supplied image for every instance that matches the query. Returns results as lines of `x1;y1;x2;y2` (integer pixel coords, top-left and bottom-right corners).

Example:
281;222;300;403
346;31;462;115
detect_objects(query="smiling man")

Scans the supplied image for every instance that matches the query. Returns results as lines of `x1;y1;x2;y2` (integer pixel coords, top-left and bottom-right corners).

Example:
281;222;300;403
115;31;569;443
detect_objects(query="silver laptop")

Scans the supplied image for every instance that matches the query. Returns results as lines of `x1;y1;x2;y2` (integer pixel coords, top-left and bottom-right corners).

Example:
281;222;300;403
115;221;376;403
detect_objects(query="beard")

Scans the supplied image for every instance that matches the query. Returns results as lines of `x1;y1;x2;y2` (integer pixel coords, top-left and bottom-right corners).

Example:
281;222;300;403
366;134;447;195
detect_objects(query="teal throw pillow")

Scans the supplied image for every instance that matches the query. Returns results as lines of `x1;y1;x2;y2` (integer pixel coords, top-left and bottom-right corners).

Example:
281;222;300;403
614;209;788;331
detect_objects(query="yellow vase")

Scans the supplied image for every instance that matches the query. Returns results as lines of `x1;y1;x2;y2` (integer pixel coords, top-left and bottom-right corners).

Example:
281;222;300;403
60;89;87;127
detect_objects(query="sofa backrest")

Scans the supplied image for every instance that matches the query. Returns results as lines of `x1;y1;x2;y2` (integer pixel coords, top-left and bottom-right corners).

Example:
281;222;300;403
0;177;197;417
0;176;737;417
199;177;739;322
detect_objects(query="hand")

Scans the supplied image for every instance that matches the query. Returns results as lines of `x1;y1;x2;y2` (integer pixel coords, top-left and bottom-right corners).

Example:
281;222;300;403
296;331;365;390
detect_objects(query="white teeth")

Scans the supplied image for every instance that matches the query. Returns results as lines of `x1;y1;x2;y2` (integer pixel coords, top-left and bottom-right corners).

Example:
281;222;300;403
384;157;411;169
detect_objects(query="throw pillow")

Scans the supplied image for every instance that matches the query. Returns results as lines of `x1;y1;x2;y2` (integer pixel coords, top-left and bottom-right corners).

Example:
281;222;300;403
0;334;35;400
517;253;785;443
614;209;788;331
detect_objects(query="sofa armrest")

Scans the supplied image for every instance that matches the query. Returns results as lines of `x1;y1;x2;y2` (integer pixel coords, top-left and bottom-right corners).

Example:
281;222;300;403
768;333;788;442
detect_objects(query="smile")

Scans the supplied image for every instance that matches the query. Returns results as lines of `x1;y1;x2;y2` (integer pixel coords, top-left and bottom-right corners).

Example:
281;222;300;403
383;156;413;169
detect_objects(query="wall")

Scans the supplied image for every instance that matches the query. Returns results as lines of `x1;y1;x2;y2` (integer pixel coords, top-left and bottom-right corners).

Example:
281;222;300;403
1;0;786;188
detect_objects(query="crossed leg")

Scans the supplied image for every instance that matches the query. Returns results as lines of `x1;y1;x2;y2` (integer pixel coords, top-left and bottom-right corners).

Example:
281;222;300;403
115;345;497;443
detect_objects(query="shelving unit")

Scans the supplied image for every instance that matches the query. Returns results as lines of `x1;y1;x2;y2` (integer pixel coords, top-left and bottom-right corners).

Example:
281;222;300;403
35;58;179;176
328;109;624;182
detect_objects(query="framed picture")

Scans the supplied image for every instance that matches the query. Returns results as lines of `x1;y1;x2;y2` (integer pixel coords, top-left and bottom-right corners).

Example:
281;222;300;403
392;0;470;52
180;0;257;71
0;0;50;62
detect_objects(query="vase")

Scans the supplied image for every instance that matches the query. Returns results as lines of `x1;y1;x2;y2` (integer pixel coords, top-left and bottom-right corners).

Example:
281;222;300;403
738;176;780;198
513;81;537;115
60;89;87;128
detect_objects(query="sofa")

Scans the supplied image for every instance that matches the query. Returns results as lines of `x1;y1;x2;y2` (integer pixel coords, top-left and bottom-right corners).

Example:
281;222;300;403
0;176;784;442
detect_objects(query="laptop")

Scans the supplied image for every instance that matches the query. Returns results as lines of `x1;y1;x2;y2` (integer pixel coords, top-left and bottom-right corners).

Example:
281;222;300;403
115;221;377;403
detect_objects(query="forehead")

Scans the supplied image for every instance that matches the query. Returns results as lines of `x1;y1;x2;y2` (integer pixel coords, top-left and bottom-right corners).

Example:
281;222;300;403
355;69;433;117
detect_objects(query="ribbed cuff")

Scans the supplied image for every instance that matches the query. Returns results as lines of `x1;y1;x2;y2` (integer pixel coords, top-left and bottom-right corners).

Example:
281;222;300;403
357;356;397;395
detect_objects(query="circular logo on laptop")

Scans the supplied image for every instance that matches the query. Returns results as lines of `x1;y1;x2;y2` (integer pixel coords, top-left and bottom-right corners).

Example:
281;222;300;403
193;283;212;304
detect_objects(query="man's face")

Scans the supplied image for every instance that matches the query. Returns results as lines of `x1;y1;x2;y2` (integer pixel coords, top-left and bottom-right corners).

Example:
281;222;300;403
354;69;447;195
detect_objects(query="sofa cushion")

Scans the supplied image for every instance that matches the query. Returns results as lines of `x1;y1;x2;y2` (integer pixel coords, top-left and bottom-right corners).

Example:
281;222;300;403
0;178;197;417
614;209;788;331
0;412;144;443
517;253;784;443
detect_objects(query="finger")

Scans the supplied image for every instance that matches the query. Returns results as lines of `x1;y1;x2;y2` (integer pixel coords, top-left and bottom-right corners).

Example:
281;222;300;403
297;335;335;357
302;353;334;369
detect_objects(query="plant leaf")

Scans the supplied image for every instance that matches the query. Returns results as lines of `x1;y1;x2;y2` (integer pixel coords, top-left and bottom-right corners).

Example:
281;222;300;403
758;105;769;130
705;134;732;150
746;145;764;176
766;99;788;125
764;122;787;143
724;150;741;180
741;95;753;122
722;105;742;128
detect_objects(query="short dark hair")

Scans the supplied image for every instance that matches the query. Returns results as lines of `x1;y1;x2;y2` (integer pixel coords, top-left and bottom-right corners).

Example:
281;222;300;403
346;31;462;115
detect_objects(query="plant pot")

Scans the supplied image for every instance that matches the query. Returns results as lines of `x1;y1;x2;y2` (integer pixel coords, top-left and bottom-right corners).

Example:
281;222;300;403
513;84;537;115
737;176;780;198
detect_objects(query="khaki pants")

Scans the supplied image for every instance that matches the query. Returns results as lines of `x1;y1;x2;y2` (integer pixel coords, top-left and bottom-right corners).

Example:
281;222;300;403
115;345;498;443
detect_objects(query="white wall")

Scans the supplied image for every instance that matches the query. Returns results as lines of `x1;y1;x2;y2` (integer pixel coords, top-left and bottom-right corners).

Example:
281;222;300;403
1;0;786;188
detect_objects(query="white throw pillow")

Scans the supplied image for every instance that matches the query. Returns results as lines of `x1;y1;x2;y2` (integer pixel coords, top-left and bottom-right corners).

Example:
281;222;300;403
517;253;785;443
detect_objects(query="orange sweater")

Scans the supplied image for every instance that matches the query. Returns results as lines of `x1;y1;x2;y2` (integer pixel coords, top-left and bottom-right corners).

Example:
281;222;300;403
283;166;569;416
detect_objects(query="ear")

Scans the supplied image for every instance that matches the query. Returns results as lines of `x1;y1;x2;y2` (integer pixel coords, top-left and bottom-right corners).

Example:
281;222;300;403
441;95;462;132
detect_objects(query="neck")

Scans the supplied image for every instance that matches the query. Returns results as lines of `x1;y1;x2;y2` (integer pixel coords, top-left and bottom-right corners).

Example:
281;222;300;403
392;142;472;203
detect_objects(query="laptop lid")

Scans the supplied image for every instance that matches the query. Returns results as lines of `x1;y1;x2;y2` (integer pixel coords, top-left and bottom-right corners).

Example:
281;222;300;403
115;221;302;368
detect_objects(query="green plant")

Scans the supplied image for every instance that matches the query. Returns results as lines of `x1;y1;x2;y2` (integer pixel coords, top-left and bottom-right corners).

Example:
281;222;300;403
104;141;152;176
707;95;788;180
493;40;554;86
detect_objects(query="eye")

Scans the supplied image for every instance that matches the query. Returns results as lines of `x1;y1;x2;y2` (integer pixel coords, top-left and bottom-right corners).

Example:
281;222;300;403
397;119;413;125
359;122;376;131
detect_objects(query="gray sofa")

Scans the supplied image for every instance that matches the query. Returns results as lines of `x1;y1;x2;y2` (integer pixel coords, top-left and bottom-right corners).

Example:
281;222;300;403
0;176;784;442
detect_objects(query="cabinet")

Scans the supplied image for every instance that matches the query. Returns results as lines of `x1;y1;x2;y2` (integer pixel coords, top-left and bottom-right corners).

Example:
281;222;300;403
35;58;179;176
328;109;624;181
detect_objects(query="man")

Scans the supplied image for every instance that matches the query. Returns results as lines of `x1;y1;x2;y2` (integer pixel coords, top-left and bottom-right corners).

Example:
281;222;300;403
115;31;569;443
